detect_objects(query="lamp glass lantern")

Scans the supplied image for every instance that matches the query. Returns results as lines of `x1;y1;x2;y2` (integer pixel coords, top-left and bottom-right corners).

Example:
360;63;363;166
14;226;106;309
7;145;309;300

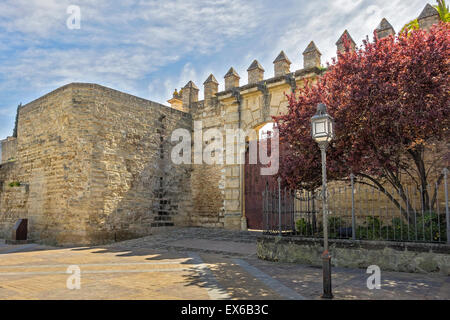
311;103;334;143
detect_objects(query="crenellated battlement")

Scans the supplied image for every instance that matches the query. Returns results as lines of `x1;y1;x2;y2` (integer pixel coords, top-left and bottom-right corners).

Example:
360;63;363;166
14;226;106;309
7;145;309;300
168;3;441;112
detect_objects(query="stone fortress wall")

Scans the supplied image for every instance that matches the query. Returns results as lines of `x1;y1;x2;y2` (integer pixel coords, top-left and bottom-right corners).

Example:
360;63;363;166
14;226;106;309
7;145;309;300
0;84;192;245
1;136;17;163
0;4;441;245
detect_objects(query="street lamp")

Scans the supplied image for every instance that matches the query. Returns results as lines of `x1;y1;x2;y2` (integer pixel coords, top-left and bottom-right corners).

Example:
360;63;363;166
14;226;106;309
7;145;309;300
311;103;334;299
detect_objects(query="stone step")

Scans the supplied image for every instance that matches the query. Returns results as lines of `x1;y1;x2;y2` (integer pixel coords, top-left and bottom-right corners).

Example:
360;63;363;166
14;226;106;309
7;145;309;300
151;222;174;227
147;211;175;216
156;210;174;214
5;239;35;245
154;216;172;222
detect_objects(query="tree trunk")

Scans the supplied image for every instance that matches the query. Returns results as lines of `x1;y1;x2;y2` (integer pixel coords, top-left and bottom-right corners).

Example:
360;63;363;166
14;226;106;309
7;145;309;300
357;173;416;224
409;147;430;212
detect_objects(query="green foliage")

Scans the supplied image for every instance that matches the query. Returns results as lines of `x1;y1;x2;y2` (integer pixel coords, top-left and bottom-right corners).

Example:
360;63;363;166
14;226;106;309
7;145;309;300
411;211;447;242
401;1;450;34
328;216;344;228
435;0;450;22
354;213;447;242
295;218;314;235
295;211;447;243
355;216;383;239
328;216;345;238
8;181;21;187
400;18;419;34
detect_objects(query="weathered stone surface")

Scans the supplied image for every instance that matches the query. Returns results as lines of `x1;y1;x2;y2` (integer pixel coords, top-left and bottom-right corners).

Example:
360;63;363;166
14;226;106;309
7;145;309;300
247;60;265;84
418;3;440;31
257;236;450;275
203;74;219;104
0;83;192;245
336;30;356;53
273;51;291;77
1;137;17;163
375;18;395;39
182;81;199;109
224;67;240;90
303;41;322;69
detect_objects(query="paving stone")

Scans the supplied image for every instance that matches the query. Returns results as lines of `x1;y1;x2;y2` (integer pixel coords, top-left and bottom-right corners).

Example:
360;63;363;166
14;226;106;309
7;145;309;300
0;228;448;300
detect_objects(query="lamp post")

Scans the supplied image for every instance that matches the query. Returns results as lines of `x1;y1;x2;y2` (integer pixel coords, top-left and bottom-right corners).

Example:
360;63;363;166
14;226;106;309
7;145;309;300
311;103;334;299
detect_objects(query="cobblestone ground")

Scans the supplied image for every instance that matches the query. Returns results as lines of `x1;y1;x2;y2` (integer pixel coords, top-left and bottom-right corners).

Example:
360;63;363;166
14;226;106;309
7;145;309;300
0;228;449;300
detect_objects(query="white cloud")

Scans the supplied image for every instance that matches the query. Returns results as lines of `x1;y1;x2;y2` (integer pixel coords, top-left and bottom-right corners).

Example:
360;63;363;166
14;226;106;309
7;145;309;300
0;0;266;107
331;0;364;13
274;0;428;68
148;62;206;103
0;0;69;36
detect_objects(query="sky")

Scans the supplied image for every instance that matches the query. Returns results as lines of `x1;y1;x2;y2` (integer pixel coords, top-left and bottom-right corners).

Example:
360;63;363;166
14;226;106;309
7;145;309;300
0;0;430;140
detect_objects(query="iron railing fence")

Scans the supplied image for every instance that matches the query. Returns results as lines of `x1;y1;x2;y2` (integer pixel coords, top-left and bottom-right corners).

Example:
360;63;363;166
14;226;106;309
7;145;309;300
263;169;450;244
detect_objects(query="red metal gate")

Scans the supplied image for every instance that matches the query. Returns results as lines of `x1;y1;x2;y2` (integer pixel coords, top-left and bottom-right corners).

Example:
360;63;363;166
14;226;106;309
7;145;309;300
244;139;278;230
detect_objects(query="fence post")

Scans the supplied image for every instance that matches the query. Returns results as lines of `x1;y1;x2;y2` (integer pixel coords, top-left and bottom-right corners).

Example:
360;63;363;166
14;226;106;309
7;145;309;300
350;173;356;240
444;168;449;244
262;191;266;233
278;177;282;236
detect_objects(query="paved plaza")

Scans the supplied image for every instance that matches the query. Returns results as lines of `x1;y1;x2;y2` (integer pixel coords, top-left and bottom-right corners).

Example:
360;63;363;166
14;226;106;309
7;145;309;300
0;228;449;300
